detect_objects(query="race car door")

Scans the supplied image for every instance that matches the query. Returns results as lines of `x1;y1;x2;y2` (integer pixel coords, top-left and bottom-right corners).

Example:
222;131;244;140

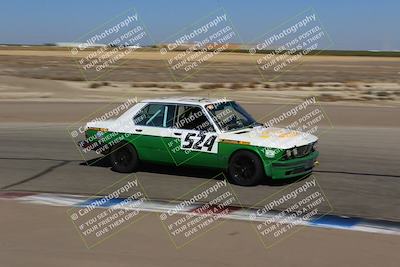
166;104;219;167
132;103;176;163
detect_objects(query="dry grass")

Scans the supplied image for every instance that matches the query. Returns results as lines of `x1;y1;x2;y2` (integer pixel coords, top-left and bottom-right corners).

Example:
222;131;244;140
247;82;260;88
263;83;272;88
297;81;314;87
131;82;183;89
131;82;158;88
229;83;244;90
200;83;225;89
375;91;391;97
88;81;110;88
318;93;348;102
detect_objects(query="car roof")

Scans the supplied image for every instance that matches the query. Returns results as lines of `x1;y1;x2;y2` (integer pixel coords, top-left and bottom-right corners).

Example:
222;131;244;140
141;96;231;106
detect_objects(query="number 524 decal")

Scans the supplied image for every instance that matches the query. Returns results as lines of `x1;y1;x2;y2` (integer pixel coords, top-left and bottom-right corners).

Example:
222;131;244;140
181;132;218;154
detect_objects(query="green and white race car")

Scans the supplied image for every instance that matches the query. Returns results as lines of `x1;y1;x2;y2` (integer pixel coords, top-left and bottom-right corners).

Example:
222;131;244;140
79;97;319;186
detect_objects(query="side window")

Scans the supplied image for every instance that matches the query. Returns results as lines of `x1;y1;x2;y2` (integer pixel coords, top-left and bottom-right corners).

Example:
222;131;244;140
174;105;215;132
133;104;175;127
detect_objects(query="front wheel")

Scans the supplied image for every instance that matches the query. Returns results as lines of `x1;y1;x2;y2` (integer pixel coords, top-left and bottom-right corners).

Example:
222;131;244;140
228;150;264;186
110;143;139;173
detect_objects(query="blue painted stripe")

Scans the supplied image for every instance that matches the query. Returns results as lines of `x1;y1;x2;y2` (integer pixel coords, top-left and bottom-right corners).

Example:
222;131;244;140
310;215;361;228
78;197;128;207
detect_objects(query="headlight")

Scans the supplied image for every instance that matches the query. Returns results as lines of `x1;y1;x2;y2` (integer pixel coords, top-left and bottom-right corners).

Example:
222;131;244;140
286;148;297;159
285;142;315;160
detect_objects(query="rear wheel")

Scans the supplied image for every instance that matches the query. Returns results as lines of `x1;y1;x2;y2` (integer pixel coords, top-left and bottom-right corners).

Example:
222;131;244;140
110;143;138;173
228;150;264;186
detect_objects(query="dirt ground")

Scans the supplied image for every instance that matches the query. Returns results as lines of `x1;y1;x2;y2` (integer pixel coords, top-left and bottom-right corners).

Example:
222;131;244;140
1;48;400;83
0;47;400;106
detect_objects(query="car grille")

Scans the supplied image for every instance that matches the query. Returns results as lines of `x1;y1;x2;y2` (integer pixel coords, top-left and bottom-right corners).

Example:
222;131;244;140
285;142;315;160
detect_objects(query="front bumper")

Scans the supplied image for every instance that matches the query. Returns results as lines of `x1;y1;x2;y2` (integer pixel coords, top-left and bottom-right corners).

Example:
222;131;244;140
264;151;319;179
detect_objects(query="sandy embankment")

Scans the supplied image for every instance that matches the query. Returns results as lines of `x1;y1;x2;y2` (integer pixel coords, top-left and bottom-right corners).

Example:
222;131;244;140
0;75;400;107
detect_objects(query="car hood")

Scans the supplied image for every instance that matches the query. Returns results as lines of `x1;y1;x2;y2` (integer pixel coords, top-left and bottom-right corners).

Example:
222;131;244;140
219;126;317;149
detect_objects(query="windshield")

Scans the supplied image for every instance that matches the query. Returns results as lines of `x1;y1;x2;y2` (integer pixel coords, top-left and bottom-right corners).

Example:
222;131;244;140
205;101;258;132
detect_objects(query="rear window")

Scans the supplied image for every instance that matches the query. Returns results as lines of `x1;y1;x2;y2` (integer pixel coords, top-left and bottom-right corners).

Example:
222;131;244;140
133;103;175;127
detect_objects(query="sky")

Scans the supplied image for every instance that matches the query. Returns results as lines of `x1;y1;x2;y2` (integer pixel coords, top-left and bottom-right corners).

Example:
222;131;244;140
0;0;399;50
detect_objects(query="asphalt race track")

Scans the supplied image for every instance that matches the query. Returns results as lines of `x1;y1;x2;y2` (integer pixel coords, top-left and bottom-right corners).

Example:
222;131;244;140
0;103;399;221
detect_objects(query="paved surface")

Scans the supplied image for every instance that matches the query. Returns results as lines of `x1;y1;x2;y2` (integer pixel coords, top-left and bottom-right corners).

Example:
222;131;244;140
0;102;400;221
0;103;399;221
0;200;399;267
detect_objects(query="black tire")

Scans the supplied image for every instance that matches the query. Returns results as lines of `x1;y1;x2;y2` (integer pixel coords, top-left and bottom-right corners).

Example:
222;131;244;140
110;143;139;173
228;150;264;186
